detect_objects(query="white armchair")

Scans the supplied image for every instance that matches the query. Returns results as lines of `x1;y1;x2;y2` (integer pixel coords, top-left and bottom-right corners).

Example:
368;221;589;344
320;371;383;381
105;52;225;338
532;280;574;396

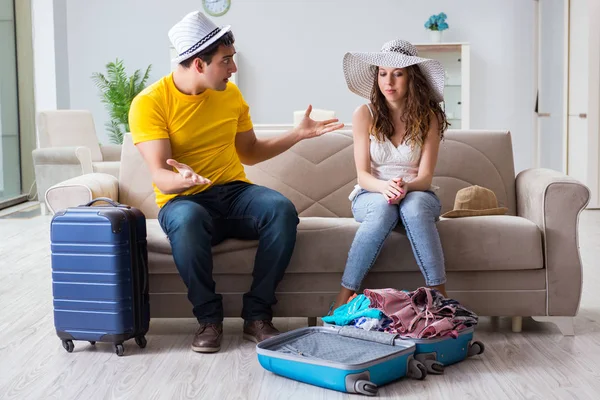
32;110;121;212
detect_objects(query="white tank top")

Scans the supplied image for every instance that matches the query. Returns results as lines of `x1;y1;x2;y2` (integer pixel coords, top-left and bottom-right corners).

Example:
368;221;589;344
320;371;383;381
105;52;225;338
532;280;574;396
349;104;432;200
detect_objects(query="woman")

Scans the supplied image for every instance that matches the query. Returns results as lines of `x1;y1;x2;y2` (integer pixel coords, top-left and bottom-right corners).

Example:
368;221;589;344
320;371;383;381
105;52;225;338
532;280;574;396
333;39;450;310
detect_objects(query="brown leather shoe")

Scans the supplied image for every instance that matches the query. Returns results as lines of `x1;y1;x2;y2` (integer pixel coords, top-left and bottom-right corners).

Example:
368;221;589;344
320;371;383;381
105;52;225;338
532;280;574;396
191;322;223;353
243;320;281;343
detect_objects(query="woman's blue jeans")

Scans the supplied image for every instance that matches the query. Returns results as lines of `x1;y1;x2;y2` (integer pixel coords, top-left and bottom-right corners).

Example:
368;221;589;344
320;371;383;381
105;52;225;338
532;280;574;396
341;190;446;291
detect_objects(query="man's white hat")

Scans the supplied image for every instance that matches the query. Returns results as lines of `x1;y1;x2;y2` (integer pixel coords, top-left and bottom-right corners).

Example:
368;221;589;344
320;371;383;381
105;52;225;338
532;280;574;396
169;11;231;64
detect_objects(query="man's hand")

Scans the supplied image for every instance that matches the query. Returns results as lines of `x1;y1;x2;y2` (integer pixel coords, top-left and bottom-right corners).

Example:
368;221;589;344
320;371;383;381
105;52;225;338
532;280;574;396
166;159;211;190
294;105;345;140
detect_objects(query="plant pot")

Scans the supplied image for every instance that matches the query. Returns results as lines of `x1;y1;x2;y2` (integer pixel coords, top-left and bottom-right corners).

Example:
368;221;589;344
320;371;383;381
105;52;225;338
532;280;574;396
429;30;442;43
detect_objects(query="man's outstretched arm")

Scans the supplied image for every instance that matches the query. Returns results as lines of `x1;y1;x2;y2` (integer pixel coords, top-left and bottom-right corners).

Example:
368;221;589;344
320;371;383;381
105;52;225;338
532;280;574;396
235;105;344;166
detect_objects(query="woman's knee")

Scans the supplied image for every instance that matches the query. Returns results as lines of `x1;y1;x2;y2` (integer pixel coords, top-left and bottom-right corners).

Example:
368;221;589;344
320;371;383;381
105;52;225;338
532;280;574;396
354;193;399;225
400;191;441;221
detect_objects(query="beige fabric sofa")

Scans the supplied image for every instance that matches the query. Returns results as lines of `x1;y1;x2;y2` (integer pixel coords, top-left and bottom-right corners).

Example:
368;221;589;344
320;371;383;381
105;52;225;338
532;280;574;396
45;130;589;335
32;110;121;211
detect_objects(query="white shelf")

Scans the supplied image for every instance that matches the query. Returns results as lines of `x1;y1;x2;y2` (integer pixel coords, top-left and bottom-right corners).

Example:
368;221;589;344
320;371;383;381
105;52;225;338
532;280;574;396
416;43;470;129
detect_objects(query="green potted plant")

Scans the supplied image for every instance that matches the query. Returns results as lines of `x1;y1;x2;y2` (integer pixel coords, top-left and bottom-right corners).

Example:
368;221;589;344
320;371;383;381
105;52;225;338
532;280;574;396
91;59;152;144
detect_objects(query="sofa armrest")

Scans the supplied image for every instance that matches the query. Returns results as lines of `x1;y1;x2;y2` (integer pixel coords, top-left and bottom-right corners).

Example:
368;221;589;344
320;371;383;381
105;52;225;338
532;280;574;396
32;146;94;174
516;168;590;316
45;173;119;214
100;144;122;162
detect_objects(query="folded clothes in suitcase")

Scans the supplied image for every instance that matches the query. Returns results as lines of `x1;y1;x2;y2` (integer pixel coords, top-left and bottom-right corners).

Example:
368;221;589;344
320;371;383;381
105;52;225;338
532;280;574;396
256;326;427;396
50;198;150;356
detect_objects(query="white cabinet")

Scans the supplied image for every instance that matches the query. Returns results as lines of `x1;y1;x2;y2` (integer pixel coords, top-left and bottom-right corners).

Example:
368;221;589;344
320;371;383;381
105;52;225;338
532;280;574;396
535;0;600;208
565;0;600;208
416;43;470;130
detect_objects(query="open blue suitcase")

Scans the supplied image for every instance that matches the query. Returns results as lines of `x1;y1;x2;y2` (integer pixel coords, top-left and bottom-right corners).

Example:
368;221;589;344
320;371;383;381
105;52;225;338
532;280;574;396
408;327;484;374
257;326;427;396
322;322;484;375
50;198;150;356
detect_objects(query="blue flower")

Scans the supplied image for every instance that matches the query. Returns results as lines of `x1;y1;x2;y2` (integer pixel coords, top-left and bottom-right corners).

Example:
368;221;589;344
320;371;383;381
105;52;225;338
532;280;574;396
425;12;449;31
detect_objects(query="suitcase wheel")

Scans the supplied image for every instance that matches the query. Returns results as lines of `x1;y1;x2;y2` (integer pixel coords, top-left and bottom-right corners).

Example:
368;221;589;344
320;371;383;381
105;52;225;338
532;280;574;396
468;341;485;357
114;344;125;357
423;359;444;375
354;379;378;396
61;340;74;353
415;353;444;375
407;359;428;380
135;336;147;349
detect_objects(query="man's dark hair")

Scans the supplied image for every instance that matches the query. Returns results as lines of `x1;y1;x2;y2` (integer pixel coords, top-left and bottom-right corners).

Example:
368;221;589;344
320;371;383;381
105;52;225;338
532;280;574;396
180;31;235;68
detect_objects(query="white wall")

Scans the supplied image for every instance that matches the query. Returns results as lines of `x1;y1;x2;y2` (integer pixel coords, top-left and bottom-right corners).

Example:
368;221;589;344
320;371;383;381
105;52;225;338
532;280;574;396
53;0;70;109
62;0;535;172
32;0;57;119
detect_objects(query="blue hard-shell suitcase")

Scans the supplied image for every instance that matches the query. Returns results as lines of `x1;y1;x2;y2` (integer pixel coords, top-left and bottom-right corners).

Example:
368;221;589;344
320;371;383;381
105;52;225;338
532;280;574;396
408;327;485;374
256;326;428;396
322;323;485;375
50;197;150;356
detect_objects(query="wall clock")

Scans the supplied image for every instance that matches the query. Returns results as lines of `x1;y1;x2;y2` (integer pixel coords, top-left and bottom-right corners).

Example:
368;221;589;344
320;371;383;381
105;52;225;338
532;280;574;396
202;0;231;17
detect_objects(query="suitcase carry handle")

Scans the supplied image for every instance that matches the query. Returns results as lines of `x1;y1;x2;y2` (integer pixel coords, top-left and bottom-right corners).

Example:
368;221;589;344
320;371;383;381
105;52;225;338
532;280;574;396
85;197;130;208
139;245;148;295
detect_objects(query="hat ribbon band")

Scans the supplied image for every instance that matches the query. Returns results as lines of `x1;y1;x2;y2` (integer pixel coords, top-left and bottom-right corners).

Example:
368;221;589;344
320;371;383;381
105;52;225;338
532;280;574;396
178;27;222;57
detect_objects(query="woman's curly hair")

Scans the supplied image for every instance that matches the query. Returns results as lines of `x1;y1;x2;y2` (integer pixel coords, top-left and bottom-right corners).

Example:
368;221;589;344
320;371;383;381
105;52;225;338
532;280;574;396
369;64;449;147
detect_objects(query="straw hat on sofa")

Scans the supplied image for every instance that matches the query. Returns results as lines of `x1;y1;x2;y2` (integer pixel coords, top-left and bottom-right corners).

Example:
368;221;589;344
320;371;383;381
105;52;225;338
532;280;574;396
342;39;445;102
441;185;508;218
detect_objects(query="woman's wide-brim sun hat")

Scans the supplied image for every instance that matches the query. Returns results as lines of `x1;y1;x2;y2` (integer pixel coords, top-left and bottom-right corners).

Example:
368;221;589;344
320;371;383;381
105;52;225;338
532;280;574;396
343;39;445;102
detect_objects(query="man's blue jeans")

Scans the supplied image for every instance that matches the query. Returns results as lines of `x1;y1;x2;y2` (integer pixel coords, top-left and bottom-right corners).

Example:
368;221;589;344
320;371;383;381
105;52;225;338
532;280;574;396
158;181;299;323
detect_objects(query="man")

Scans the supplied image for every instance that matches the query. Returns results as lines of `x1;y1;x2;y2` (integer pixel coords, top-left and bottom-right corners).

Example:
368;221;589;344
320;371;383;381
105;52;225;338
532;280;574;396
129;11;343;353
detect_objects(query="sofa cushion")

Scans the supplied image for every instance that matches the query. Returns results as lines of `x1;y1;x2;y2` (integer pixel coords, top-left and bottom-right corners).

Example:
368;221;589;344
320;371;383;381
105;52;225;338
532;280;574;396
146;215;543;274
436;216;543;271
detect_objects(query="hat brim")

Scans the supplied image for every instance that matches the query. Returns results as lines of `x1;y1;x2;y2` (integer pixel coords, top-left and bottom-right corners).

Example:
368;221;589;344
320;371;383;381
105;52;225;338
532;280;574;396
171;25;232;65
343;51;445;102
441;207;509;218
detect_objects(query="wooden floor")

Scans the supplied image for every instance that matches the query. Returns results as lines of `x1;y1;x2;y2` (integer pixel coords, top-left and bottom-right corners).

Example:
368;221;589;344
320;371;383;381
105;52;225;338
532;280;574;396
1;204;599;399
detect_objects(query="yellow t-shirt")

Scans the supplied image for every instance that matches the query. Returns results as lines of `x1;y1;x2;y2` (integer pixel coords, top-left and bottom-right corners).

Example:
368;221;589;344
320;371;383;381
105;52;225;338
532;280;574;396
129;74;253;208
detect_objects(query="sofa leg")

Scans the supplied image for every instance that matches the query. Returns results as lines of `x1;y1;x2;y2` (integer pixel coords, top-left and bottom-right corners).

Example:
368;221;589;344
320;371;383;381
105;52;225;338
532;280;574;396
511;316;523;333
307;317;317;327
532;316;575;336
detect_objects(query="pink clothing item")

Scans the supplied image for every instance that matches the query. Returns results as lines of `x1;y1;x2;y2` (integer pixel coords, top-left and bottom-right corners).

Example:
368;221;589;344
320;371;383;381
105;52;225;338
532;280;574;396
364;287;474;339
419;318;455;338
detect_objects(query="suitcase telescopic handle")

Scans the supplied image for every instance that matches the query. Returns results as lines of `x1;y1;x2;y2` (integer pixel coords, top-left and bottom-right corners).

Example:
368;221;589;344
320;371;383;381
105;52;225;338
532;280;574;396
85;197;130;208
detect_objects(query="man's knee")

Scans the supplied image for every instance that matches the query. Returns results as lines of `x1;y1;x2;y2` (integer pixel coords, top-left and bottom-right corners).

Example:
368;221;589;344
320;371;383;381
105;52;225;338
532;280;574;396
262;193;299;232
161;200;213;239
